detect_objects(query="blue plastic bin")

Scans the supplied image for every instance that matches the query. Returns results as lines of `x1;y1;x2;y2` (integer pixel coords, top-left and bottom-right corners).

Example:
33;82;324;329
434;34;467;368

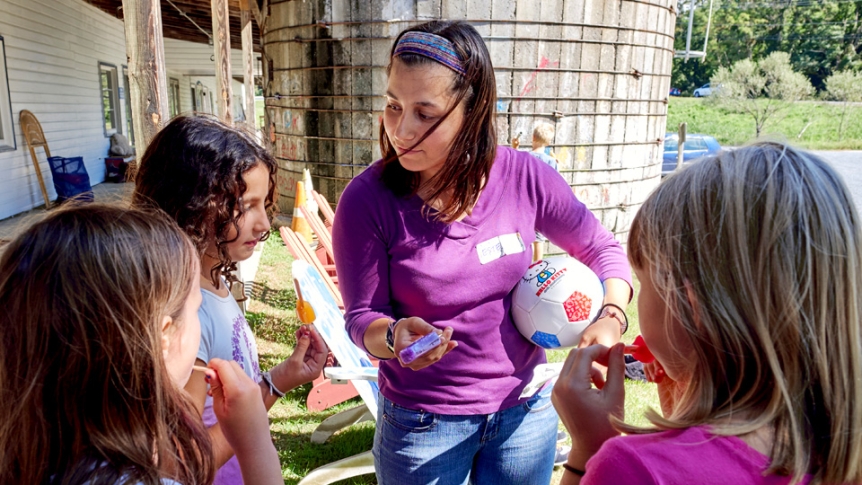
47;156;94;203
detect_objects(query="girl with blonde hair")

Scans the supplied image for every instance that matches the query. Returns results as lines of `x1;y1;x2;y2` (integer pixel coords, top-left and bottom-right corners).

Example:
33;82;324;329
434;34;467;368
553;142;862;484
0;204;283;485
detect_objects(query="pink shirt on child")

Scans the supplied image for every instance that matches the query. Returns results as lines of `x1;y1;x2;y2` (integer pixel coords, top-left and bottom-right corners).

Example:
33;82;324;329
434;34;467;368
583;426;811;485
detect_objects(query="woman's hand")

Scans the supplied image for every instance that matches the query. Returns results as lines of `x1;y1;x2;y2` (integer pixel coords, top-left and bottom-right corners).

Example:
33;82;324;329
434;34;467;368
579;277;630;350
393;317;457;371
271;324;329;391
551;343;625;470
578;315;621;349
577;316;621;380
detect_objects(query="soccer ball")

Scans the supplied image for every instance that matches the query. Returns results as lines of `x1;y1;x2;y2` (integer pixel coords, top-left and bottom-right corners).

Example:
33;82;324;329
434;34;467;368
511;256;604;349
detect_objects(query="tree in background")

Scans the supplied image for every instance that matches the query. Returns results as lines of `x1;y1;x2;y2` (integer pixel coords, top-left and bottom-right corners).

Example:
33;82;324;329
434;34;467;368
672;0;862;93
824;70;862;140
711;52;813;137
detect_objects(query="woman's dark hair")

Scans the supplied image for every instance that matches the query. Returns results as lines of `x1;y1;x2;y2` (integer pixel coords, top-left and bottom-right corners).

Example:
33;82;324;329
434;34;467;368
132;115;278;288
380;21;497;223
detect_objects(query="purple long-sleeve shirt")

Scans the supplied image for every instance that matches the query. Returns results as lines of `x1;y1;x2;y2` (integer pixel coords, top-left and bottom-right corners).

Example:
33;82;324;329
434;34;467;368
332;146;632;414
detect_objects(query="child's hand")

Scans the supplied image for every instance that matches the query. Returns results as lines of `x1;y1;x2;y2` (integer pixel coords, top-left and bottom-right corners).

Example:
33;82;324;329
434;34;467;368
641;360;684;417
394;317;457;371
551;343;625;469
269;325;328;392
643;360;665;383
292;324;328;383
206;358;274;457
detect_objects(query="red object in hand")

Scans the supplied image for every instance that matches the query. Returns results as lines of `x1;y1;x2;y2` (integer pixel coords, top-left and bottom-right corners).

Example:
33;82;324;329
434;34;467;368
624;335;655;364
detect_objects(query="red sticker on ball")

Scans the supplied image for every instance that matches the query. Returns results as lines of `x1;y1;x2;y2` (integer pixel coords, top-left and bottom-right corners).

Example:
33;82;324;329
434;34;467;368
563;291;592;322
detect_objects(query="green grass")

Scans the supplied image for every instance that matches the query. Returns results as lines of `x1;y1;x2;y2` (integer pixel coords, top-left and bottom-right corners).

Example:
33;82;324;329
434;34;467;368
249;235;658;484
246;234;376;484
667;97;862;150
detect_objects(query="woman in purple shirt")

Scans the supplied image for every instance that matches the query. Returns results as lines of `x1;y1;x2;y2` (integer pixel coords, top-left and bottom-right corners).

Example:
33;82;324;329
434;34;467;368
332;20;632;485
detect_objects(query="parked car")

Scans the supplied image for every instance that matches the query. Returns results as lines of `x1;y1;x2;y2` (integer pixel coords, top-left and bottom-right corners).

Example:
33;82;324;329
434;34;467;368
693;83;713;97
669;87;681;96
662;133;722;175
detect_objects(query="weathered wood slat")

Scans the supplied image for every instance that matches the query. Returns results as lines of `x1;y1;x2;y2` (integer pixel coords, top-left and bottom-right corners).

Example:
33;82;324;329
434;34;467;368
212;0;234;123
241;0;256;130
121;0;170;151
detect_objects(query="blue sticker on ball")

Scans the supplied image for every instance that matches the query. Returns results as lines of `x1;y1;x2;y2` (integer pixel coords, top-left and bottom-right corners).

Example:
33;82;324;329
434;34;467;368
531;331;561;348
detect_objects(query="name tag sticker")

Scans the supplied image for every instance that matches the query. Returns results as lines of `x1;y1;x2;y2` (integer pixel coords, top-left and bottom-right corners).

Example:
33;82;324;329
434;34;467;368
476;233;525;265
499;233;525;255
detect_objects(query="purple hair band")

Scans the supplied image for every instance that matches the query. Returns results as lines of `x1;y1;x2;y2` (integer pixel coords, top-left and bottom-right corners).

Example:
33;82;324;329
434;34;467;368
393;31;467;76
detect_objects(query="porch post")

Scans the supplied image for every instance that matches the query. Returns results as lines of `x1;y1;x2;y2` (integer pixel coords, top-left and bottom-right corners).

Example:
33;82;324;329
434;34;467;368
211;0;233;124
240;0;256;131
120;0;169;151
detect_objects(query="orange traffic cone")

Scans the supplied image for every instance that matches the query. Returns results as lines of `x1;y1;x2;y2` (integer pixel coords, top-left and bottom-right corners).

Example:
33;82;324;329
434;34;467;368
291;180;313;243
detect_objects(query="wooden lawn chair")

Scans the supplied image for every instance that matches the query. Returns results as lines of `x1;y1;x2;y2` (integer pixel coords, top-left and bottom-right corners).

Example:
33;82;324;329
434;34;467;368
311;189;335;229
281;226;357;411
293;260;379;485
286;219;336;276
280;226;342;309
19;110;53;209
301;204;335;265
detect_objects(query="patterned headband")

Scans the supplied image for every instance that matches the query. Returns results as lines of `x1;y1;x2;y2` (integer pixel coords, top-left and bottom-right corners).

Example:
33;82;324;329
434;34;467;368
393;31;467;76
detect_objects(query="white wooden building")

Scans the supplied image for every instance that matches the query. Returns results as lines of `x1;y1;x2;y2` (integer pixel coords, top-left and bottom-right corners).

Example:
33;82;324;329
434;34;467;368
0;0;260;220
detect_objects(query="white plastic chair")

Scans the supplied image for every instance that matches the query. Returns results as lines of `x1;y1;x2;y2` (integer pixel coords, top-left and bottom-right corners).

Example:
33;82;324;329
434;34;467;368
292;260;379;485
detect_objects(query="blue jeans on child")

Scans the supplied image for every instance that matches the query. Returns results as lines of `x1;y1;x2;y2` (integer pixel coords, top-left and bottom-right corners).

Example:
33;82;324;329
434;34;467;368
373;385;558;485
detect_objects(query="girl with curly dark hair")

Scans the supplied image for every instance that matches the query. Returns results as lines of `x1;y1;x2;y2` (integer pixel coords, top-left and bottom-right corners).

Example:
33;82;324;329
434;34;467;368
132;115;328;485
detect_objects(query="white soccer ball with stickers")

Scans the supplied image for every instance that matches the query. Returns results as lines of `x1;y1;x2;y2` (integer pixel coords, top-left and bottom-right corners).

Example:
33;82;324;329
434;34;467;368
511;255;605;349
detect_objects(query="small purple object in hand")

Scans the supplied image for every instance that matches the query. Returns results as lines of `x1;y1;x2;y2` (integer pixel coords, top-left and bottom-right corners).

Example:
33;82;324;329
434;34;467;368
399;332;442;364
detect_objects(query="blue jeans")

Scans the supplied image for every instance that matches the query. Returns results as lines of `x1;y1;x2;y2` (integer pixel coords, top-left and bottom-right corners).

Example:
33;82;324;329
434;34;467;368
373;386;558;485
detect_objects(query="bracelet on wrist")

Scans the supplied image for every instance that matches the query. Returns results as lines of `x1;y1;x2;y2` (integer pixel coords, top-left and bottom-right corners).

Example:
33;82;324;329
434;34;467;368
385;318;403;354
593;302;629;335
562;463;586;477
260;370;285;398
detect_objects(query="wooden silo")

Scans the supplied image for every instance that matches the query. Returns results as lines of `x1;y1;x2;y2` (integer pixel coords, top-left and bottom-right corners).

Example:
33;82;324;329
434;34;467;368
263;0;675;243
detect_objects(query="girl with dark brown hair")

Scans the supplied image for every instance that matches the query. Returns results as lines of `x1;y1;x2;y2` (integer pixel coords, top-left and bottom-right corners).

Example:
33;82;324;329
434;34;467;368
332;20;632;485
132;115;327;485
0;204;282;484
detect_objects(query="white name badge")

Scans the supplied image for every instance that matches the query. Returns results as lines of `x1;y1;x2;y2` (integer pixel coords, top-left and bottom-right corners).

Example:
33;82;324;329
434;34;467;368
476;232;525;265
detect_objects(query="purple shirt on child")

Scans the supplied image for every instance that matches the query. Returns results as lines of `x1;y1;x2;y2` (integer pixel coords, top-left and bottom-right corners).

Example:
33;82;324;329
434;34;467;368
333;146;631;415
583;426;811;485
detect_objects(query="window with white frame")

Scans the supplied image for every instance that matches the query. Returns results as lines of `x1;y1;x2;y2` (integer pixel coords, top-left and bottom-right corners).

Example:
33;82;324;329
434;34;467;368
169;78;180;118
204;87;214;114
191;82;203;112
0;36;15;152
124;67;134;145
99;62;120;136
